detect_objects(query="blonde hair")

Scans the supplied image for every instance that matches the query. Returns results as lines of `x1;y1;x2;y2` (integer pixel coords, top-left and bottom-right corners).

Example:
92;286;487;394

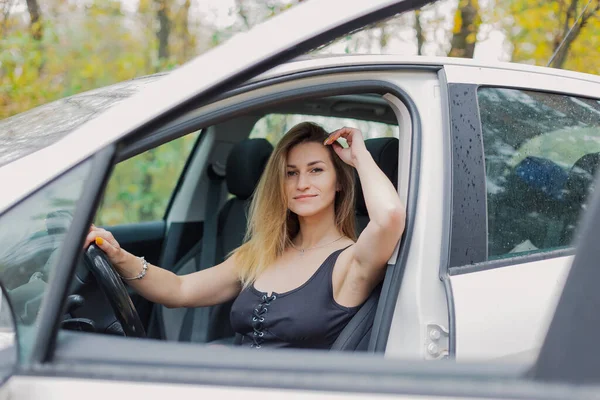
233;122;356;286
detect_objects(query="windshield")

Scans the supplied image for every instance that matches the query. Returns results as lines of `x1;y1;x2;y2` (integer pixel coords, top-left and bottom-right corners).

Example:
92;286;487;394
0;74;165;168
0;159;91;361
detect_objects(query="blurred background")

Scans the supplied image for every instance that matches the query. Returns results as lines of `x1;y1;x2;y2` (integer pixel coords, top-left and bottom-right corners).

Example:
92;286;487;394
3;0;600;120
1;0;599;224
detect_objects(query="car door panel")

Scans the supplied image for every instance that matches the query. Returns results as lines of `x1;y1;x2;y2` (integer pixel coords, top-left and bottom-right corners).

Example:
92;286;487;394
450;256;571;362
5;375;533;400
445;65;600;362
21;329;592;400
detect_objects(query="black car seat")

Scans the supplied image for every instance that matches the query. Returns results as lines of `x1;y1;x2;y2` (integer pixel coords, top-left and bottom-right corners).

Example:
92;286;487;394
560;152;600;245
153;138;273;342
354;138;399;235
331;137;399;351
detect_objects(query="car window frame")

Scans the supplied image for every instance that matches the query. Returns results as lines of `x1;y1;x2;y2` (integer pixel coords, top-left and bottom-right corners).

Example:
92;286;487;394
1;146;117;365
126;75;422;351
447;83;600;276
31;73;421;373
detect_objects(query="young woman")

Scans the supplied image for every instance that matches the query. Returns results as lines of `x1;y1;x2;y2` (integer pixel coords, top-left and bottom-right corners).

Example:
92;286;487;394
85;122;405;349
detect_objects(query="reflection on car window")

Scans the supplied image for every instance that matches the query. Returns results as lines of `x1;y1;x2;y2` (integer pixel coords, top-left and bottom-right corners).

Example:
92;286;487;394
479;88;600;259
0;286;17;367
250;114;398;145
0;160;90;360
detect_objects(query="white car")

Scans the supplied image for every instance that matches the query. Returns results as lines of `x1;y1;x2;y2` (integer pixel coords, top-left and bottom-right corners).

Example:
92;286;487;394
1;0;600;398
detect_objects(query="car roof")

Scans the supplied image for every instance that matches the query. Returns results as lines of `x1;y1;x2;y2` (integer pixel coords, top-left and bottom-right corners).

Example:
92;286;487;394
267;54;600;84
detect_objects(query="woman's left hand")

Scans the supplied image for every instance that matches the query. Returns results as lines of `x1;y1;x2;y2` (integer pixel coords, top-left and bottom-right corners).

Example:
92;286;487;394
324;127;367;167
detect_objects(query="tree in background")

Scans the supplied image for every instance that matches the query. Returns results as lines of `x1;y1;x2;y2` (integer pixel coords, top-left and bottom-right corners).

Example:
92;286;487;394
155;0;170;61
448;0;481;58
25;0;42;40
498;0;600;74
2;0;600;224
549;0;600;69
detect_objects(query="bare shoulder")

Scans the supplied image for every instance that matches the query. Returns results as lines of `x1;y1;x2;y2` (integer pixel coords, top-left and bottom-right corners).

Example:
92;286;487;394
331;239;357;276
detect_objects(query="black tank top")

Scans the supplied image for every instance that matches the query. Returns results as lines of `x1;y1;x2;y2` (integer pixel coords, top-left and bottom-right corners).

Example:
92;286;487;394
230;246;359;349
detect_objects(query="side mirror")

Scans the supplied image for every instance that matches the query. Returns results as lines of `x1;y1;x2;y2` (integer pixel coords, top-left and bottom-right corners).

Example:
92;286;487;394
0;281;18;381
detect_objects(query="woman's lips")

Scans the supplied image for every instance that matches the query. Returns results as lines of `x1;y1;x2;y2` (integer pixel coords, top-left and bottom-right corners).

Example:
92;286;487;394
294;194;317;200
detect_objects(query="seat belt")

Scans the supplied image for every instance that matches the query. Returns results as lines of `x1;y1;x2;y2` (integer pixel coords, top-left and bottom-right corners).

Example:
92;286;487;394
179;162;225;342
198;163;226;272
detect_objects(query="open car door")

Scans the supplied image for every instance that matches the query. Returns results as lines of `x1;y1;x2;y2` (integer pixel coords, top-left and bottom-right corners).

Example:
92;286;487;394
11;0;440;368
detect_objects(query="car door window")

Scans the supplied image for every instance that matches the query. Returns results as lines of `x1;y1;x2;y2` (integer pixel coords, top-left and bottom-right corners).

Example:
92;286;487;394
0;160;91;360
479;87;600;259
95;131;200;226
250;114;398;145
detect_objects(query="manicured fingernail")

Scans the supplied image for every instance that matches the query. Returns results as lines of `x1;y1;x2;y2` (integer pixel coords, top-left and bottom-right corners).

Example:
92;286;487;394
95;237;104;246
324;139;329;145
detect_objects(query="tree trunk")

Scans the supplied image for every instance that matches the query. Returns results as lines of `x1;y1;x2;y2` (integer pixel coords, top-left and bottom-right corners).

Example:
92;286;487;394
1;0;15;36
25;0;42;40
448;0;480;58
414;10;424;56
181;0;191;60
155;0;170;60
550;0;600;69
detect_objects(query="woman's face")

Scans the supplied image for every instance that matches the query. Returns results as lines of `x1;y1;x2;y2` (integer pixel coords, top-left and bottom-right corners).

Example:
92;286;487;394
285;141;339;218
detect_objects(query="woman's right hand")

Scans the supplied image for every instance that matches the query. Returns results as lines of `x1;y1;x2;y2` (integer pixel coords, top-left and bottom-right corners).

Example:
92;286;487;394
83;225;129;267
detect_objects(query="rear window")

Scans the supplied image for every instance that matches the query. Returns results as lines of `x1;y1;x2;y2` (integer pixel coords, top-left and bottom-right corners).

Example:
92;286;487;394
479;87;600;259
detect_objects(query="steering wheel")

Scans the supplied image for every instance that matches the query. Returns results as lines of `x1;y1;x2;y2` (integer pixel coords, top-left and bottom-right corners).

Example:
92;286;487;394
83;244;146;338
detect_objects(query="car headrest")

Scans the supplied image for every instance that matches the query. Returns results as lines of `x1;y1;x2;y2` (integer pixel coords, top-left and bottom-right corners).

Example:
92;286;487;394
564;152;600;206
515;156;568;200
226;138;274;200
502;156;568;213
355;138;399;215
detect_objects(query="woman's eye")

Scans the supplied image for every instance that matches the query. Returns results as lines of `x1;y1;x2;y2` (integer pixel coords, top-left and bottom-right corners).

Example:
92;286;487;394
311;168;323;173
287;171;297;177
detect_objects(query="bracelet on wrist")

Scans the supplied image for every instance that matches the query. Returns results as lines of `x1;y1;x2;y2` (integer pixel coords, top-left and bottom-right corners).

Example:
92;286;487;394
119;256;148;281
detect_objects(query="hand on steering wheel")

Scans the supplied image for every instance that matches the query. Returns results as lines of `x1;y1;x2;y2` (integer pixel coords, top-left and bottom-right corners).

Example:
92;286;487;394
83;228;145;338
84;225;128;267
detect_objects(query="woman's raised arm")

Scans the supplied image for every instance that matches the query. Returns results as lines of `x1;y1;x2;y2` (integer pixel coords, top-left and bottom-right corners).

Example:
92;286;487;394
326;127;405;289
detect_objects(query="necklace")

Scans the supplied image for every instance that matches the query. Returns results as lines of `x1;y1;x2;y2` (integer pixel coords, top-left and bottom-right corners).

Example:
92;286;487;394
291;235;344;256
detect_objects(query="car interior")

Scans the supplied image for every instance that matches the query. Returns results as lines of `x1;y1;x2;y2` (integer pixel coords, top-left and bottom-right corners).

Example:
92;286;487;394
62;92;403;352
479;87;600;259
487;152;600;257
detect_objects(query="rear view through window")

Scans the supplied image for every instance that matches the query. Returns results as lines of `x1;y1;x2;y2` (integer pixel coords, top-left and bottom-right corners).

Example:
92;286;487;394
479;88;600;259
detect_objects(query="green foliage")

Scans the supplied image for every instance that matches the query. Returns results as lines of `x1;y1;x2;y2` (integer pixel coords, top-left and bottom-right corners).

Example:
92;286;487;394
250;114;397;145
96;132;200;226
495;0;600;74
